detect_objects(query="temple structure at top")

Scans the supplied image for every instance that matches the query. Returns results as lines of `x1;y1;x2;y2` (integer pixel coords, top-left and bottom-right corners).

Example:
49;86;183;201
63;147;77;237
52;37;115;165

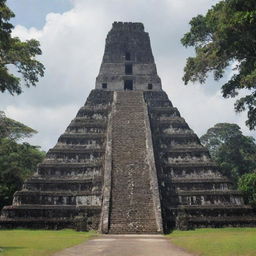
95;22;162;91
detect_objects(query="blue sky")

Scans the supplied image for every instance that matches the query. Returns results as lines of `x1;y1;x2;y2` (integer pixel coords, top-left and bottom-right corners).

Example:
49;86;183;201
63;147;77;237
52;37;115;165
2;0;255;150
7;0;72;28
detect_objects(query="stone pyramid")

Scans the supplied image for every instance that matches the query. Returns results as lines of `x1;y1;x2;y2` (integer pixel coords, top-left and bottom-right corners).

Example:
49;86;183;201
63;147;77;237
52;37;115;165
1;22;255;233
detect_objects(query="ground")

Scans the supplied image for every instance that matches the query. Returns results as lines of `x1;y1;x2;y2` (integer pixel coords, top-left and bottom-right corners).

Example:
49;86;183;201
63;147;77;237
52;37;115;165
168;228;256;256
52;234;192;256
0;228;256;256
0;229;96;256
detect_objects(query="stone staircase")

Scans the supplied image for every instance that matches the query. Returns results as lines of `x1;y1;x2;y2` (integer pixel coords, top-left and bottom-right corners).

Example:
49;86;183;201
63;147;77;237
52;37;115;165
108;91;159;233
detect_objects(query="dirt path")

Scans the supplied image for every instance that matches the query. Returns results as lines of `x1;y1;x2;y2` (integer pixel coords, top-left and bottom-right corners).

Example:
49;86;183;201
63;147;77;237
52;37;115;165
52;234;194;256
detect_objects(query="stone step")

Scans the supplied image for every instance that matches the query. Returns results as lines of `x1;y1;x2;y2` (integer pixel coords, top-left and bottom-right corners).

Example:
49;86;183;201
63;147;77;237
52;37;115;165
23;178;102;191
164;161;217;168
0;218;75;229
69;119;107;128
167;178;234;191
57;133;105;146
108;91;159;233
1;204;101;221
170;178;231;183
13;191;101;206
46;148;104;162
37;162;102;177
174;190;242;196
41;158;103;166
162;146;208;153
158;117;187;124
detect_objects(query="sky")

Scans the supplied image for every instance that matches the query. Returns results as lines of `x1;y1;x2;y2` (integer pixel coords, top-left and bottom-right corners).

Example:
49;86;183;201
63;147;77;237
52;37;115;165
2;0;256;151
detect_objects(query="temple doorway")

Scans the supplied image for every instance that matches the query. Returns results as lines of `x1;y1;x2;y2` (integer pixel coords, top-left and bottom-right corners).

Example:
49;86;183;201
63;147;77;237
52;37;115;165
124;80;133;90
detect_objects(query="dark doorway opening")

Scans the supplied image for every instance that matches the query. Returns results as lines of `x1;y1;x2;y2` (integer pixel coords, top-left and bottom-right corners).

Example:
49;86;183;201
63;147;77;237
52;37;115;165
124;80;133;90
125;52;131;61
148;83;153;90
125;64;133;75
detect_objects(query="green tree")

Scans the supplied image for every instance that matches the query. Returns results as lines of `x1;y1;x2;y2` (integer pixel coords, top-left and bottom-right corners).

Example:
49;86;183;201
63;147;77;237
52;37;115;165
181;0;256;130
200;123;242;158
238;173;256;207
200;123;256;183
0;139;45;209
216;135;256;183
0;111;36;140
0;112;45;209
0;0;45;95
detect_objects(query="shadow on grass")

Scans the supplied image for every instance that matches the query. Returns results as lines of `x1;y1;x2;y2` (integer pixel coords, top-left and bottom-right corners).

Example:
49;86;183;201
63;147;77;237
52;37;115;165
0;246;25;252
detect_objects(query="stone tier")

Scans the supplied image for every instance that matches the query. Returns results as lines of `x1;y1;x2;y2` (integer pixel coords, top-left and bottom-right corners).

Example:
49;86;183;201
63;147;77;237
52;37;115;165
23;178;102;191
158;134;201;147
13;191;101;206
170;205;256;228
37;162;102;177
45;148;104;163
67;121;107;134
169;178;233;191
0;205;101;229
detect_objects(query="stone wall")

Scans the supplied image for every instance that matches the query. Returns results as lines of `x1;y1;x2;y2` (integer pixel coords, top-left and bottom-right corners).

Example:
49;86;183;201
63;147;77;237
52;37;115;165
95;22;162;91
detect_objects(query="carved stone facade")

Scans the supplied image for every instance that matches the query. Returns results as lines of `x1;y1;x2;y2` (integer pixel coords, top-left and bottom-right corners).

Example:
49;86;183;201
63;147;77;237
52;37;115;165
95;22;162;91
0;22;255;233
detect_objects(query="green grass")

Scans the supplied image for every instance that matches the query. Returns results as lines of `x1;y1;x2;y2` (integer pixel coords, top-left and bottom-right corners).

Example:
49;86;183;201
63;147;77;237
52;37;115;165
0;229;96;256
167;228;256;256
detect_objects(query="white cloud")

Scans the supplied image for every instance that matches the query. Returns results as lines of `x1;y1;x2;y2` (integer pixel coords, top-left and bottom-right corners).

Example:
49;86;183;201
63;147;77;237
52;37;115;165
1;0;255;150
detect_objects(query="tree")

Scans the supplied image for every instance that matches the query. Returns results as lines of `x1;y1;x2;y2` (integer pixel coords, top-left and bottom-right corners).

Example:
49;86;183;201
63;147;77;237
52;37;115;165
0;112;45;209
0;111;36;140
216;135;256;183
0;139;45;209
200;123;242;158
0;0;45;95
181;0;256;130
238;173;256;207
200;123;256;183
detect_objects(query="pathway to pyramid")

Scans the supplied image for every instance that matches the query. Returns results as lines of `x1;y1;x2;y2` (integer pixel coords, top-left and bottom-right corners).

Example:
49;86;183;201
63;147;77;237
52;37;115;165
0;22;255;233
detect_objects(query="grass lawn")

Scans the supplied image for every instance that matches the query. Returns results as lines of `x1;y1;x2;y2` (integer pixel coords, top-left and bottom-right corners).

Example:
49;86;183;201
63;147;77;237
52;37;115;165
0;229;96;256
168;228;256;256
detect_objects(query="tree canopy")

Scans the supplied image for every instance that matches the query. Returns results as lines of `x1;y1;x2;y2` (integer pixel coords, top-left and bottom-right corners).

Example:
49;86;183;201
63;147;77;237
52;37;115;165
200;123;256;184
216;135;256;182
0;0;45;95
200;123;242;158
0;112;45;209
181;0;256;130
0;111;36;140
238;173;256;207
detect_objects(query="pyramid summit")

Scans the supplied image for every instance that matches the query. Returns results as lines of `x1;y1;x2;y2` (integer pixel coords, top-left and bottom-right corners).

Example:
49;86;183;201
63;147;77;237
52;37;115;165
96;21;162;91
1;22;255;233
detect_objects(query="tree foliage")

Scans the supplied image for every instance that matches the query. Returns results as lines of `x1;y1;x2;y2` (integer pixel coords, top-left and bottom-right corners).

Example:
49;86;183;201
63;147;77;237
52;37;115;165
181;0;256;130
238;173;256;207
0;0;45;95
0;112;45;209
200;123;256;184
0;138;45;209
200;123;242;157
0;111;36;140
216;135;256;183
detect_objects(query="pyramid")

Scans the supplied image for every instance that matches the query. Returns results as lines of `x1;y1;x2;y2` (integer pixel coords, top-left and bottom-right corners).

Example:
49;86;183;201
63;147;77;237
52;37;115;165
1;22;255;233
